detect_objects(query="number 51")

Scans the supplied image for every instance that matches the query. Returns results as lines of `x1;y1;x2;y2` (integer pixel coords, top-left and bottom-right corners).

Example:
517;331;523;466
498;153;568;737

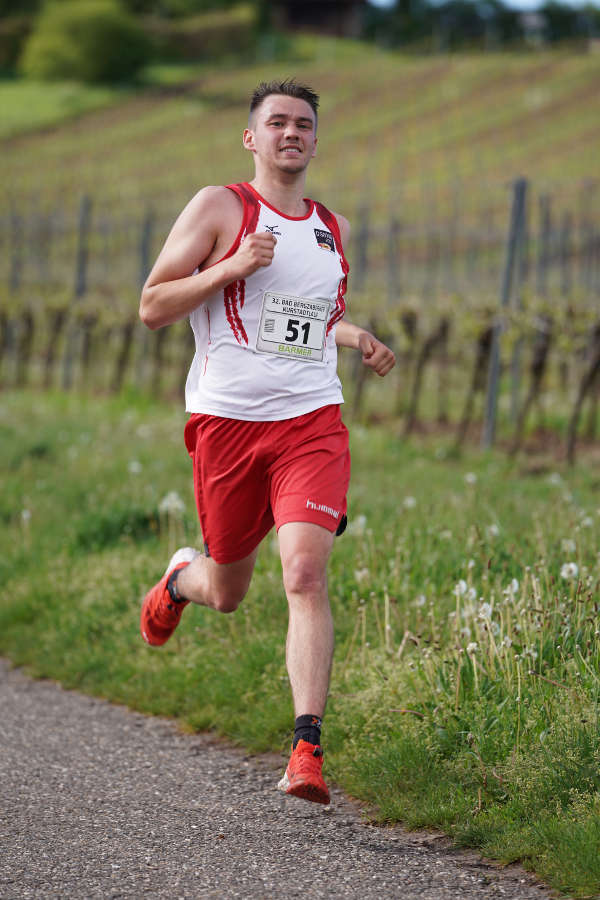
285;319;310;345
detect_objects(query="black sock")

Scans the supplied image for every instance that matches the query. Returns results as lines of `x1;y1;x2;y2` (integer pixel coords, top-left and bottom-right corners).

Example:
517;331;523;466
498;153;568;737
166;567;188;604
293;714;322;749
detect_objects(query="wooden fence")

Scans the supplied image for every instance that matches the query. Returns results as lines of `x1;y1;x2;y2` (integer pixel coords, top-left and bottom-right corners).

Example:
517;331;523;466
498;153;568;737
1;179;599;461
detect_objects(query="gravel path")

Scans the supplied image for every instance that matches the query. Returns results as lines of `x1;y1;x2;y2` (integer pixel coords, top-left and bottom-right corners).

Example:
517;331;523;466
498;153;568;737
1;659;556;899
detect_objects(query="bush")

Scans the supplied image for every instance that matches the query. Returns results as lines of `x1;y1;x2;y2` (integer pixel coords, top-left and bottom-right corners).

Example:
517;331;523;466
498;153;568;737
143;4;257;62
20;0;152;84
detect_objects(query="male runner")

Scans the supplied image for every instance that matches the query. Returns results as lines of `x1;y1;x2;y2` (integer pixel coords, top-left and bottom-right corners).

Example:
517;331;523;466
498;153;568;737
139;79;395;804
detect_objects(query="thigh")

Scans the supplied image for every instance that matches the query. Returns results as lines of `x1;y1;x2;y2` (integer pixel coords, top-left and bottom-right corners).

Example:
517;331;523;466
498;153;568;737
185;414;275;564
269;405;351;536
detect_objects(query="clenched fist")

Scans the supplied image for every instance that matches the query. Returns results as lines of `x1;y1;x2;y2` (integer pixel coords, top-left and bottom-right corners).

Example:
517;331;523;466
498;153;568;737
358;332;395;376
231;232;276;279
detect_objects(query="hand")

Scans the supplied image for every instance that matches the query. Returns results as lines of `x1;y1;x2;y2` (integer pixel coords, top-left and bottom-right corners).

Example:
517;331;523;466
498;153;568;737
230;232;276;279
357;332;395;376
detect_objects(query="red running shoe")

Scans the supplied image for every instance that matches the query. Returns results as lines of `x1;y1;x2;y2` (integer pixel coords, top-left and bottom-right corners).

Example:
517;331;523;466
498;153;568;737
278;740;330;805
140;547;198;646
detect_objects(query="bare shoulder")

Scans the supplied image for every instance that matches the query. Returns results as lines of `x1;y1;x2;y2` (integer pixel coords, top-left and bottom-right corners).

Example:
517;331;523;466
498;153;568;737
333;211;351;246
180;185;242;230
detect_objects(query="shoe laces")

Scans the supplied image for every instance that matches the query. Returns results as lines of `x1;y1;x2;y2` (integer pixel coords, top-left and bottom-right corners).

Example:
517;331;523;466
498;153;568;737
293;743;323;774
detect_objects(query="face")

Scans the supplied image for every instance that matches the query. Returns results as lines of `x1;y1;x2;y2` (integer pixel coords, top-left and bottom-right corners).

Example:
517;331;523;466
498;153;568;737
243;95;317;175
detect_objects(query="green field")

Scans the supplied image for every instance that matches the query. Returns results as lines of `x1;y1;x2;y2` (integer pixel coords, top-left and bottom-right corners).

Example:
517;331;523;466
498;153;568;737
2;390;600;897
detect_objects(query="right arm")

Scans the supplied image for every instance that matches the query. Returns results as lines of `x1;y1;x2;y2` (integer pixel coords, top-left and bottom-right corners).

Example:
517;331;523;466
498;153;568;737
139;186;276;330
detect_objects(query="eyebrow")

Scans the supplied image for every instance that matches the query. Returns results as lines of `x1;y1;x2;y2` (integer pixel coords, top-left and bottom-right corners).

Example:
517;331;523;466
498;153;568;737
265;112;314;125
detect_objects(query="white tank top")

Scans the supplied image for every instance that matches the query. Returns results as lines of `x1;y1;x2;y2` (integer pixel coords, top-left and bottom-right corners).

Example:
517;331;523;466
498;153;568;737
185;182;348;421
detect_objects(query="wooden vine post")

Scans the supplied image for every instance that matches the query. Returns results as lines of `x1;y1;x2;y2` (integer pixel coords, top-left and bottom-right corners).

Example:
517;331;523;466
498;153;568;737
482;178;528;449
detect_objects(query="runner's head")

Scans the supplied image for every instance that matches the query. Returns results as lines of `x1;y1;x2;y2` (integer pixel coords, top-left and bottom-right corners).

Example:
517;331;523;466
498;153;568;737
244;79;319;175
249;80;319;132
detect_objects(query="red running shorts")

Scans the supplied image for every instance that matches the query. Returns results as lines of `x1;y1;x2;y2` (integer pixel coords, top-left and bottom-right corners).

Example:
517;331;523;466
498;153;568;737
183;404;351;564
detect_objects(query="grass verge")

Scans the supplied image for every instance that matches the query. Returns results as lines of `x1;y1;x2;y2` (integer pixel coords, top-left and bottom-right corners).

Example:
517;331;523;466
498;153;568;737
2;390;599;898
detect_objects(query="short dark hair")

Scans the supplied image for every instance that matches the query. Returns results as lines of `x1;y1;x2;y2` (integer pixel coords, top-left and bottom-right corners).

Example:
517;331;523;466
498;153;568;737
249;79;319;124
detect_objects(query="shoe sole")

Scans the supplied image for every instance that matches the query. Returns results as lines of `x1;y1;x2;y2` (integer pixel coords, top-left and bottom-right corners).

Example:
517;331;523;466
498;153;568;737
277;771;330;805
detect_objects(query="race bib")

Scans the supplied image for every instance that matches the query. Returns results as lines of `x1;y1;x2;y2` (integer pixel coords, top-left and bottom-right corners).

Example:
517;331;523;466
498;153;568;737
256;291;332;363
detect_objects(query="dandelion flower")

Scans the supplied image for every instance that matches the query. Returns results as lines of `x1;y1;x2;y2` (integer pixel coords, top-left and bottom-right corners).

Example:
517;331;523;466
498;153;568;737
560;562;579;580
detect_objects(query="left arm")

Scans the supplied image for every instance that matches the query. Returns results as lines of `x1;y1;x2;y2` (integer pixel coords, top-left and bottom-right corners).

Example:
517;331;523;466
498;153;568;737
333;213;396;378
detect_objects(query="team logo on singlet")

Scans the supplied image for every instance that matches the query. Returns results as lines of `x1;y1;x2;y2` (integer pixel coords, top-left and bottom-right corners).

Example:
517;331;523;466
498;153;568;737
265;224;282;236
314;228;335;252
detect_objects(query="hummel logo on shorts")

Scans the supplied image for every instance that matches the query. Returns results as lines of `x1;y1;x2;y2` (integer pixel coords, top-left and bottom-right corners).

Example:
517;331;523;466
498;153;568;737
306;498;339;518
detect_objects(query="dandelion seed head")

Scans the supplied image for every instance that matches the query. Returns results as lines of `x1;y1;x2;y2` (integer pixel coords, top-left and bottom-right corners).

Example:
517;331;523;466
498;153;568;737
464;472;477;485
403;496;417;509
455;579;468;597
560;562;579;580
478;602;493;619
128;460;142;475
354;567;370;587
581;516;593;528
348;514;367;537
466;642;478;654
487;524;500;538
561;539;576;554
440;529;453;540
414;594;427;608
466;586;477;603
158;491;185;515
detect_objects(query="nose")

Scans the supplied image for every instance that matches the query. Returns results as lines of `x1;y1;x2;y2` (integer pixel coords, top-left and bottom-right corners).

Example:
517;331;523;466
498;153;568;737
284;121;300;140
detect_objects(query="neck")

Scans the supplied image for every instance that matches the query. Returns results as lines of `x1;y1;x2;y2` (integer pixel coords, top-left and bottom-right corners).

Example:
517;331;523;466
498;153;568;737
249;172;309;217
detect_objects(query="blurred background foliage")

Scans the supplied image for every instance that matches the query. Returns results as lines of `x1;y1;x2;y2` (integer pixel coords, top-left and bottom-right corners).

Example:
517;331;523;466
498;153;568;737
1;0;599;84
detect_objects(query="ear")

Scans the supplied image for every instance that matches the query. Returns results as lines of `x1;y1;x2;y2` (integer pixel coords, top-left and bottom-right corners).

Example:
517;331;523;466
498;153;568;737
243;128;255;153
311;136;318;159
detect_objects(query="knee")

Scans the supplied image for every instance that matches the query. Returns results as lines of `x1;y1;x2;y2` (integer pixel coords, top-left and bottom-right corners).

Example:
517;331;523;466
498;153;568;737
282;552;327;599
212;587;244;614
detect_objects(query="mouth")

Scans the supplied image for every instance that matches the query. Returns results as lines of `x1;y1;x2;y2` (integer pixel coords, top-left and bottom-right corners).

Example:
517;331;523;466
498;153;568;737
279;145;302;154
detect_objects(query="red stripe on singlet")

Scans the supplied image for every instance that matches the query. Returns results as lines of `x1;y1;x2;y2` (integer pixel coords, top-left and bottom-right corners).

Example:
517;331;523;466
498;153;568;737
221;183;261;344
314;202;349;334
